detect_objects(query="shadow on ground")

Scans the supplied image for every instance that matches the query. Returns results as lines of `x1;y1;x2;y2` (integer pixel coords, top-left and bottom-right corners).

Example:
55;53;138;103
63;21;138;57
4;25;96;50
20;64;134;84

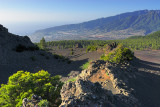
1;52;160;107
128;58;160;107
0;55;89;85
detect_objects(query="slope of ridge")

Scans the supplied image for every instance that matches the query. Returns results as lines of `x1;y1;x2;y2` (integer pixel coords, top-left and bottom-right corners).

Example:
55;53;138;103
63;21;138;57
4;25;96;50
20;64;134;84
0;25;34;49
60;58;160;107
0;25;83;85
0;25;104;85
30;10;160;42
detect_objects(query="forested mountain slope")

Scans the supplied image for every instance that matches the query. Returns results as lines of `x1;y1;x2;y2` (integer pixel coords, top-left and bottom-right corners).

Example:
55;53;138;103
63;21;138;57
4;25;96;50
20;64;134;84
31;10;160;42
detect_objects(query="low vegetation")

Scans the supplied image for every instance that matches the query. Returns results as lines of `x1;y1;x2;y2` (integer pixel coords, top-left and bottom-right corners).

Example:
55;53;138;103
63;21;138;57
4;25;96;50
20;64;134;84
0;70;63;107
53;53;72;64
67;77;77;82
80;60;92;70
100;45;134;63
38;100;49;107
70;51;74;55
106;72;109;76
86;45;97;53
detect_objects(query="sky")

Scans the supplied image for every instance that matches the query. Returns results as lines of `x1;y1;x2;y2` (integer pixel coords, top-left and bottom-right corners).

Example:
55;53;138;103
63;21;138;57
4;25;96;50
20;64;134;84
0;0;160;35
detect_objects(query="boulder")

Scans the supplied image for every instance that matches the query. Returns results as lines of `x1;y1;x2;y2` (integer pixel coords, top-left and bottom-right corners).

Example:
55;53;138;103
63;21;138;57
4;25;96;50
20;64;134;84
0;24;35;51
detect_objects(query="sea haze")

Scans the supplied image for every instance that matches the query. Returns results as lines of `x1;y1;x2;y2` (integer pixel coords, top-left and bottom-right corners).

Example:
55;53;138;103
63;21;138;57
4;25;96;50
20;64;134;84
2;22;74;36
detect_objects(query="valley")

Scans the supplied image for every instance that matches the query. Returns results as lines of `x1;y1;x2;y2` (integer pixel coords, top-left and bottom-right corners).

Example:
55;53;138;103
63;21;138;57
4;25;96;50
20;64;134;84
1;9;160;106
31;10;160;42
1;0;160;106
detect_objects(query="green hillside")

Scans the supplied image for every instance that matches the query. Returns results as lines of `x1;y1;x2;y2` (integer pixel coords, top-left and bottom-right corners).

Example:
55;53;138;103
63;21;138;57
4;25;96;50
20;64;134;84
120;31;160;50
37;30;160;50
31;10;160;42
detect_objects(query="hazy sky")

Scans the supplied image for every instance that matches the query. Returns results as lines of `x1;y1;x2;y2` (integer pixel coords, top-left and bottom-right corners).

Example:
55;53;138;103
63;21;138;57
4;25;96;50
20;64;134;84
0;0;160;35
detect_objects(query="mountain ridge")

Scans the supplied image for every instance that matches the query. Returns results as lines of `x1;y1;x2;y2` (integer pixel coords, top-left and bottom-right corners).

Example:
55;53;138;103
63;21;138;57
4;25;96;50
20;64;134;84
30;10;160;42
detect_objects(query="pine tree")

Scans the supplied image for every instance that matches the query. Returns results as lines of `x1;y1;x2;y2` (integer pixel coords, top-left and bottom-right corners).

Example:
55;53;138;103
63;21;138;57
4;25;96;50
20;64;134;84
40;37;46;50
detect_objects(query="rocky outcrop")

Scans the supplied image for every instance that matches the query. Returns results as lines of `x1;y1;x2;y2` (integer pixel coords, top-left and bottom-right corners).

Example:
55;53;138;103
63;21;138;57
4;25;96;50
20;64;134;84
104;42;118;54
22;95;42;107
0;24;8;32
60;79;114;107
104;61;139;106
0;25;45;84
60;60;140;107
0;24;35;51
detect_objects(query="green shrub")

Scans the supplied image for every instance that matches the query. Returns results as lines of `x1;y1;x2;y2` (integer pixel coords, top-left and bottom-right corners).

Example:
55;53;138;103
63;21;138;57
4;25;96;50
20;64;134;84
80;60;92;70
106;72;109;76
39;37;46;50
101;45;134;63
100;54;108;61
70;51;74;55
67;77;77;82
0;70;63;107
86;45;97;53
38;99;49;107
67;74;71;76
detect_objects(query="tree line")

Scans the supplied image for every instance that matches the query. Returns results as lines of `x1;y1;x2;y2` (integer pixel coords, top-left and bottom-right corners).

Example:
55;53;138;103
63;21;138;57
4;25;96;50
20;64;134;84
36;30;160;50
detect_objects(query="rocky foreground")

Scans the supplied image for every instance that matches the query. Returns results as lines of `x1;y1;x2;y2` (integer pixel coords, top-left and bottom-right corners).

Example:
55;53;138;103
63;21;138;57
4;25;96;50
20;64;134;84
1;24;160;107
21;58;160;107
60;60;140;107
